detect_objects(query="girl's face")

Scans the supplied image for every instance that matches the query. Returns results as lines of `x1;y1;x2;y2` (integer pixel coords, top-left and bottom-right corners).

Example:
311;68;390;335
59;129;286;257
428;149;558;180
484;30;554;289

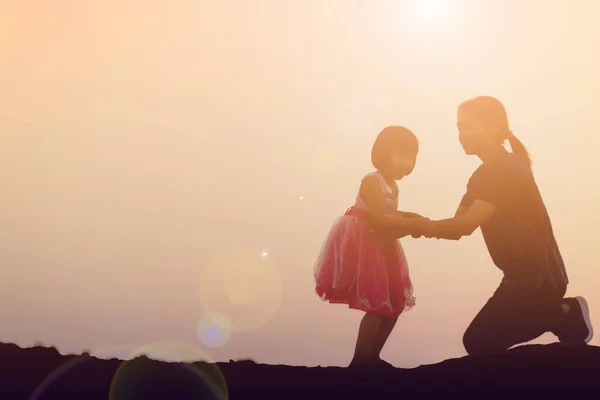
388;151;417;179
457;107;498;156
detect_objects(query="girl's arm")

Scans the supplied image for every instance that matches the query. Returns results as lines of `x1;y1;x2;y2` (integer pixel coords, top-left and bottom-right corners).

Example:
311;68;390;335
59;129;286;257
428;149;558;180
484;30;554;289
360;175;426;238
396;211;424;218
423;200;498;240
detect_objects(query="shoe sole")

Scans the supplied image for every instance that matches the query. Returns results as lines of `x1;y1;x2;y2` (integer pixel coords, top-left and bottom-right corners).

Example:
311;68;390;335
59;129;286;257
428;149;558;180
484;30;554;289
575;296;594;343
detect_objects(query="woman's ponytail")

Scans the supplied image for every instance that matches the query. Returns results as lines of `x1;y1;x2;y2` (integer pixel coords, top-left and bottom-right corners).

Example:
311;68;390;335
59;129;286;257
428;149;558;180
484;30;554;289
507;133;532;168
459;96;532;168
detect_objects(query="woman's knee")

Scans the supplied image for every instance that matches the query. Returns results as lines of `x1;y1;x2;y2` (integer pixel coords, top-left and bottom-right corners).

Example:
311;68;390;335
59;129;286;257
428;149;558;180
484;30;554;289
462;330;485;356
462;326;481;356
462;327;506;356
463;321;496;356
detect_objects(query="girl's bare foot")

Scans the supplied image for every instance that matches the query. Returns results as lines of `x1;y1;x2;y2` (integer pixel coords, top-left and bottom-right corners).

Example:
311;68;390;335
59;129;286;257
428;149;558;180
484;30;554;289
348;357;395;369
348;357;378;368
376;358;395;369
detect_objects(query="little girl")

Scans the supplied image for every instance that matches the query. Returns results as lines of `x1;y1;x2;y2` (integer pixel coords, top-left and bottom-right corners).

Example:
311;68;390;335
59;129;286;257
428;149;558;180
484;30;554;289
313;126;426;368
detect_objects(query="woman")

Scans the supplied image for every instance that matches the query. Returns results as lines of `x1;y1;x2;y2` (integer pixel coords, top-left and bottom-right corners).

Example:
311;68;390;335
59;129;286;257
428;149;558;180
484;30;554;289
420;96;593;355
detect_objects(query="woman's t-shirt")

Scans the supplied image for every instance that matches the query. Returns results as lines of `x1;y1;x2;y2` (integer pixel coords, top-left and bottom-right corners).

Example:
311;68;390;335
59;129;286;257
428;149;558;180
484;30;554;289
459;149;569;288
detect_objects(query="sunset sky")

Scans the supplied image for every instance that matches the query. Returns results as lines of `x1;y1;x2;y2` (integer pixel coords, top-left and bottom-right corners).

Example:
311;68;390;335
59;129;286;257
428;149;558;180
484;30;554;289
1;0;600;370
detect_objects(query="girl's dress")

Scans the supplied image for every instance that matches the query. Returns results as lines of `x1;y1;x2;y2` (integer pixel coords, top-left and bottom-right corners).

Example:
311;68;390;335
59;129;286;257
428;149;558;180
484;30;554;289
313;171;415;317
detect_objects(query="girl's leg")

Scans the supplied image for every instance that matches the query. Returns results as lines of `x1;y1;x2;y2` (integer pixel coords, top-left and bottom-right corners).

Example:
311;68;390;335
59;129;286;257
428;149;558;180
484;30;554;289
349;312;383;366
372;315;399;360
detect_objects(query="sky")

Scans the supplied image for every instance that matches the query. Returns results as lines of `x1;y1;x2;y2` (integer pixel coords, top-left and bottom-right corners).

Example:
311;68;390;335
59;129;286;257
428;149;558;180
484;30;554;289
1;0;600;370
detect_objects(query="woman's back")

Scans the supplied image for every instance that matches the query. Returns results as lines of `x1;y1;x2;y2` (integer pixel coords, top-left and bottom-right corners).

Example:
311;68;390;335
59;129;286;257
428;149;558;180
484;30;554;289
464;149;568;287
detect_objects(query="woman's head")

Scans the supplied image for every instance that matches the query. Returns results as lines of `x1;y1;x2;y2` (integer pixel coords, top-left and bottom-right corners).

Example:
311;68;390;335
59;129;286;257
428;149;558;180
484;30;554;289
371;126;419;180
457;96;531;166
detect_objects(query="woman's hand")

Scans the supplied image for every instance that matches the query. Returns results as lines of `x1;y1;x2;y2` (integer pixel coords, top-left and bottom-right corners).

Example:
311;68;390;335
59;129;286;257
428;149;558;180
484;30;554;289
407;217;438;239
420;218;438;239
409;217;427;238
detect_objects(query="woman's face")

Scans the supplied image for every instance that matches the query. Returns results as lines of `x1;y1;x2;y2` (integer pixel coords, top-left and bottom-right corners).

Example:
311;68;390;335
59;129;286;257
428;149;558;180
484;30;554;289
457;107;496;156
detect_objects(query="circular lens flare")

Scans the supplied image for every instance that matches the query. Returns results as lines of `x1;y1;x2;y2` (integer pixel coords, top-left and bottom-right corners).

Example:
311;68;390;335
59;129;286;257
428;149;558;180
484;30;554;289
108;341;228;400
199;247;284;333
198;312;233;348
28;344;138;399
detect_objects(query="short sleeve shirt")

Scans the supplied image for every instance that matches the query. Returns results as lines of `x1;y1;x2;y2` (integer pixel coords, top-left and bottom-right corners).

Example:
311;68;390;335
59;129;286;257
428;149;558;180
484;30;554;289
460;150;568;288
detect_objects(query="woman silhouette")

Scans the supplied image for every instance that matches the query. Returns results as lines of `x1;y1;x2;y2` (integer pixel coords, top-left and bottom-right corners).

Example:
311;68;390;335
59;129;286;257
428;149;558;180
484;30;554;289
419;96;593;355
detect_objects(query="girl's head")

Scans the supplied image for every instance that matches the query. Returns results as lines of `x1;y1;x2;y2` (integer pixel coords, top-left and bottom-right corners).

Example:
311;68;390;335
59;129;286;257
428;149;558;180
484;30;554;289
371;126;419;180
457;96;531;166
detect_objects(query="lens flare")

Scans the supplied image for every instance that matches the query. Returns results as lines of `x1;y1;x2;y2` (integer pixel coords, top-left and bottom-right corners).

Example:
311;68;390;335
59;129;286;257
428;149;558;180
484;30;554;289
28;344;135;400
108;341;228;400
199;247;284;333
198;312;233;348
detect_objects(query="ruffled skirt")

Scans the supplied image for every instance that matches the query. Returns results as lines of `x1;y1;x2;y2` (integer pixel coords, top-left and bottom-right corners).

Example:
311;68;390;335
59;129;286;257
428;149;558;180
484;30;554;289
313;207;415;317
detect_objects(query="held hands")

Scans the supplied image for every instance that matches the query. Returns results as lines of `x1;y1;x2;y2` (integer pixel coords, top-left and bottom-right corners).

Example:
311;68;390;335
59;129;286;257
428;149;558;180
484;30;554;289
397;211;424;219
423;218;439;239
391;211;438;239
411;217;438;239
367;212;438;239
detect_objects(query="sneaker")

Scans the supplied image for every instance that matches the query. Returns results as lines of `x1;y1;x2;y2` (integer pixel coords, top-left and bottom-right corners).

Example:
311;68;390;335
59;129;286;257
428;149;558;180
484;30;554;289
559;297;594;344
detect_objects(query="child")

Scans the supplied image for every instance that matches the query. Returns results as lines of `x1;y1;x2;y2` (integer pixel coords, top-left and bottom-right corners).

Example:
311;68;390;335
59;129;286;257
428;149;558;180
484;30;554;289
313;126;426;368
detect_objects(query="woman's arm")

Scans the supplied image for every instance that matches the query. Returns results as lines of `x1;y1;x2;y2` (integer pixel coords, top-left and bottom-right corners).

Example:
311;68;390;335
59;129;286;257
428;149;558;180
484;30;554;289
423;200;498;240
454;205;468;217
360;175;426;238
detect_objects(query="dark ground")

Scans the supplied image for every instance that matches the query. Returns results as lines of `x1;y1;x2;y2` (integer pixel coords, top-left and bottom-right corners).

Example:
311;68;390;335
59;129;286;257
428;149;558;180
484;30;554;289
1;342;599;399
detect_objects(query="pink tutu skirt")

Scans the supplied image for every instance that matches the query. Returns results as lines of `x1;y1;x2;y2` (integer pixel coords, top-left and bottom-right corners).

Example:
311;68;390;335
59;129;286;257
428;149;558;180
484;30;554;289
314;207;415;318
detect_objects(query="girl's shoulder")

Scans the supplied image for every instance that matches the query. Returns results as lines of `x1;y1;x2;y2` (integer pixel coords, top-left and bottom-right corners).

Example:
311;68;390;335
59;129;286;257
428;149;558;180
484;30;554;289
360;171;385;188
360;171;396;196
360;171;382;181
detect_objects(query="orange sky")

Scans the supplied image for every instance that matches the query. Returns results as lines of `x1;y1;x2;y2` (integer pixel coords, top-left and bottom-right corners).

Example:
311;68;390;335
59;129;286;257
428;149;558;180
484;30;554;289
1;0;600;368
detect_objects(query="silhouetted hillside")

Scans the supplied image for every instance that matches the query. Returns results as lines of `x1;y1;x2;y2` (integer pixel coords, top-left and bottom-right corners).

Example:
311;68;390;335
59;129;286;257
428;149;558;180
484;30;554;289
1;342;599;399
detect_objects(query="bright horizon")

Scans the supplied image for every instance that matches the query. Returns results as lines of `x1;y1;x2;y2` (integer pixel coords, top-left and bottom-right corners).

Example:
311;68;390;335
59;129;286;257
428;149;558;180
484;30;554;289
1;0;599;369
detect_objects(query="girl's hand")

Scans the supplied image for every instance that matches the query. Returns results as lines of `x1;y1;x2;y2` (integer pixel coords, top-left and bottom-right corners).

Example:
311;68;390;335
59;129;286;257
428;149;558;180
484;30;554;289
409;217;437;239
420;219;438;239
410;217;427;238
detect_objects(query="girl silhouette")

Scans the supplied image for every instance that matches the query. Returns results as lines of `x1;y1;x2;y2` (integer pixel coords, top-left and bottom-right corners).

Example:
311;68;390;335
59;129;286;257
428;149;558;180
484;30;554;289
314;126;426;367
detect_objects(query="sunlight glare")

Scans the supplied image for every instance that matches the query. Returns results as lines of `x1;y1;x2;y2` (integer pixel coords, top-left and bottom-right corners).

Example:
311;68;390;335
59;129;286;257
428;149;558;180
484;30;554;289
413;0;448;22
